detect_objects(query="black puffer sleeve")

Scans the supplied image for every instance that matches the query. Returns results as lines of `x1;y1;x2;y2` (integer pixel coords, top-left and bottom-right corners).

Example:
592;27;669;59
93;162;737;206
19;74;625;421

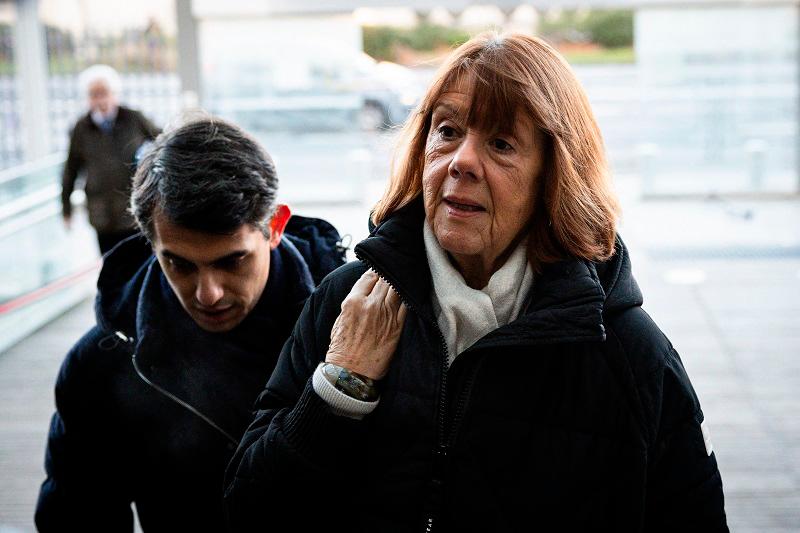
224;263;371;531
35;328;135;532
643;347;729;532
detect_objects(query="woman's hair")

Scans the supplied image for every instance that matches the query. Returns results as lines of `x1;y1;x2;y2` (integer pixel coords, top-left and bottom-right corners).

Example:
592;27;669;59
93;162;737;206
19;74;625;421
372;32;620;269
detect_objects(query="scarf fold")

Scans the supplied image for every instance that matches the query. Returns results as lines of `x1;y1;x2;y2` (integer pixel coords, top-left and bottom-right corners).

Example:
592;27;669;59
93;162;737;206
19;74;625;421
424;220;533;364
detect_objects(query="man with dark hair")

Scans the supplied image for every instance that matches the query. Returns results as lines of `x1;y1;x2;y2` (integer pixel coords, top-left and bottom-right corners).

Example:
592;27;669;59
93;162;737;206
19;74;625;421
36;118;346;531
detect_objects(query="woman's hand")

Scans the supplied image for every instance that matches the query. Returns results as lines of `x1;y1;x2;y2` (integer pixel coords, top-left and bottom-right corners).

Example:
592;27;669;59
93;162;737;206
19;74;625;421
325;270;407;380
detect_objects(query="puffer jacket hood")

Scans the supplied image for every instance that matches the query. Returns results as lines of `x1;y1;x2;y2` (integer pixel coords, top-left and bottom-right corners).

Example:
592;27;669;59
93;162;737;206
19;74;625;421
94;215;346;340
94;234;153;337
358;195;642;345
595;235;644;318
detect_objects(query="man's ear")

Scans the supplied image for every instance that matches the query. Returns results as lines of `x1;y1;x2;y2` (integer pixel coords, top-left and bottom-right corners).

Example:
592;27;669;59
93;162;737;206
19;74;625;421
267;204;291;249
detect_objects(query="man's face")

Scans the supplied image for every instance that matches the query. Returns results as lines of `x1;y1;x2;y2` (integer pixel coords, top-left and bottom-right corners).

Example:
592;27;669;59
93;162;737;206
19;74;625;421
151;212;277;333
87;80;116;115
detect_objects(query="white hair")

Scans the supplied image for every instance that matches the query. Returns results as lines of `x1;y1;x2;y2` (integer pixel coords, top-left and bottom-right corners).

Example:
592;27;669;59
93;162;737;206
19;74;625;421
78;64;122;96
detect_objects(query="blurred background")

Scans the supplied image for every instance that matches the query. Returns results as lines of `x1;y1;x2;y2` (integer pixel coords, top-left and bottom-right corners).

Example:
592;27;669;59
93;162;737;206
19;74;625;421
0;0;798;531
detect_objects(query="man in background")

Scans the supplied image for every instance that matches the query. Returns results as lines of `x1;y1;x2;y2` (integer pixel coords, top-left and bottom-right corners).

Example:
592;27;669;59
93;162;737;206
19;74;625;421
61;64;160;254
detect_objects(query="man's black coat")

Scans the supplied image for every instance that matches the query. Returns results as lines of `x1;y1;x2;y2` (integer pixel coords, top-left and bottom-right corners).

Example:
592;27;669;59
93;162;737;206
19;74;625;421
35;217;345;532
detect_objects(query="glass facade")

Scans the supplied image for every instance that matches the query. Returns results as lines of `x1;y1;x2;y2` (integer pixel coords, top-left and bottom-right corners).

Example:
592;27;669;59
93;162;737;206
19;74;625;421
635;5;798;194
0;3;22;169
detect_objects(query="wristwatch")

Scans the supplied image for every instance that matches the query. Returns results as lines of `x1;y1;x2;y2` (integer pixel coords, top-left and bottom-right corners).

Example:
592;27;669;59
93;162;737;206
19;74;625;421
321;363;380;402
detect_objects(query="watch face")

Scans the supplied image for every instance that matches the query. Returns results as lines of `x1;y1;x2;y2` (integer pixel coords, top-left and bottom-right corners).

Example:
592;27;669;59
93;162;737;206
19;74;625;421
322;363;341;382
338;373;365;400
321;363;379;402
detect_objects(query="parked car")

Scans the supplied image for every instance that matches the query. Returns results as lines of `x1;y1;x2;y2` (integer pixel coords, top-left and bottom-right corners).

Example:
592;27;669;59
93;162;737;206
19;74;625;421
352;53;422;130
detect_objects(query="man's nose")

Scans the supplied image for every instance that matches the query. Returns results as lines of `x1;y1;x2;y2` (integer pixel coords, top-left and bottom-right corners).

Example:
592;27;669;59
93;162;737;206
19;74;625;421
449;133;481;180
195;270;224;307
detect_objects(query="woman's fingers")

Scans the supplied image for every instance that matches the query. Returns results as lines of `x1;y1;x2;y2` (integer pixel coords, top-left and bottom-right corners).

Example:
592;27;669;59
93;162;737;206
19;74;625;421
350;269;380;297
341;270;379;311
384;282;404;309
326;269;408;380
369;277;405;323
396;300;408;322
369;275;390;300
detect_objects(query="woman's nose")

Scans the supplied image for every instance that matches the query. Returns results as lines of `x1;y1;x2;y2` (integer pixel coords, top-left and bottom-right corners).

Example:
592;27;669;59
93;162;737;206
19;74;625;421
449;133;481;180
195;271;224;307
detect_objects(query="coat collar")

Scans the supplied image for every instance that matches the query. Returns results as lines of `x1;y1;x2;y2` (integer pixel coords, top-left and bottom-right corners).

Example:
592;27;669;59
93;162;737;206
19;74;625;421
83;105;130;132
355;196;639;346
95;235;315;361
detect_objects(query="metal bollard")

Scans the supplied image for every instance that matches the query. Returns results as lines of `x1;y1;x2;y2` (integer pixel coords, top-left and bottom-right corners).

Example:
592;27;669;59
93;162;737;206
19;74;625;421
636;142;659;197
744;138;768;191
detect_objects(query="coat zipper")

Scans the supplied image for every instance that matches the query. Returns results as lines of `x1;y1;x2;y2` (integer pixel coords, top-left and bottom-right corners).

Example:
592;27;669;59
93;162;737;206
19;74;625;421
106;330;239;447
355;251;478;533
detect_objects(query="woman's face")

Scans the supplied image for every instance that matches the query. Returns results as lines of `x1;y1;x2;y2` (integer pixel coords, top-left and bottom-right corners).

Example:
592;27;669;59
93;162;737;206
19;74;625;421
422;85;545;278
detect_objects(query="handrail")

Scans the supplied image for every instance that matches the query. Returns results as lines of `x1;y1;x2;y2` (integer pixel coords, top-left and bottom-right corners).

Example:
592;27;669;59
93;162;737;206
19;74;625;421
0;261;100;314
0;201;61;240
0;184;60;223
0;152;64;187
0;154;67;228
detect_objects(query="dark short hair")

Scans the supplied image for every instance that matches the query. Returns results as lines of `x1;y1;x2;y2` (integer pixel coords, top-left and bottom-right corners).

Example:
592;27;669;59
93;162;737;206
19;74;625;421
131;117;278;242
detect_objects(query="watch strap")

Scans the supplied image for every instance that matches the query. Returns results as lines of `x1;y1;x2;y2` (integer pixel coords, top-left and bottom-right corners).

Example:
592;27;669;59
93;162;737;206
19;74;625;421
321;362;380;402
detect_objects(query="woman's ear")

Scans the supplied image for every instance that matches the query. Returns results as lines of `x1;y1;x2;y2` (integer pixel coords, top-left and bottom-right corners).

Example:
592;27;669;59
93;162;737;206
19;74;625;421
267;204;291;249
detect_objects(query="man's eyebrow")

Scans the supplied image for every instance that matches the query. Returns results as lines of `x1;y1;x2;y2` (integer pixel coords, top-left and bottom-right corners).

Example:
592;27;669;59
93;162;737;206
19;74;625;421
212;251;247;264
161;250;191;263
161;250;247;265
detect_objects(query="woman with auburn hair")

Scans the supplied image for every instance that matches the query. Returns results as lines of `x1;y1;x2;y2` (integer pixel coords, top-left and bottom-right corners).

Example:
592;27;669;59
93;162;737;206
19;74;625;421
225;33;728;532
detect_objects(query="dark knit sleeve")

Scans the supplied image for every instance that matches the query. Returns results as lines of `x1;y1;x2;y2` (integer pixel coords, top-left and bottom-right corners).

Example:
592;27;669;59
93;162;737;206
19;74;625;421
223;265;372;531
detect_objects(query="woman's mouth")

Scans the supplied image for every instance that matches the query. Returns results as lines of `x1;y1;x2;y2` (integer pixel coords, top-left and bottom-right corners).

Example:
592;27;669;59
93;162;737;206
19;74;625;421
444;197;485;215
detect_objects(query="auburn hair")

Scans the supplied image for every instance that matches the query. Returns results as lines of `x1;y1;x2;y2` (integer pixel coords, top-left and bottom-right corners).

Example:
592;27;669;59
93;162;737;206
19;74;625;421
371;32;620;270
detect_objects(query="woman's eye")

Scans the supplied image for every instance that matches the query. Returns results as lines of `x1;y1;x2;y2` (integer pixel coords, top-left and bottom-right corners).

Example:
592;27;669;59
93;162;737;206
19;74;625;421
437;125;457;139
492;138;514;152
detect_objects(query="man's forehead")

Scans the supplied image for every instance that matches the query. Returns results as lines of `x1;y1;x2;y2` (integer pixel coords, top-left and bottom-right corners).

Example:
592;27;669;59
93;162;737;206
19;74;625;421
152;212;266;261
88;80;111;92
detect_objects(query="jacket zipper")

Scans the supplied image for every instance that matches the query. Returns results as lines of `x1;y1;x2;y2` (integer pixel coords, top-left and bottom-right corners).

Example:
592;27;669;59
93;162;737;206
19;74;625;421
107;330;239;447
355;251;478;533
427;326;450;533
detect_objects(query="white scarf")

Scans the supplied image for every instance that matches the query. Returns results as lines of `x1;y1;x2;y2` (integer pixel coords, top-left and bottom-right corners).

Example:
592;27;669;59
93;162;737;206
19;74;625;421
424;220;534;365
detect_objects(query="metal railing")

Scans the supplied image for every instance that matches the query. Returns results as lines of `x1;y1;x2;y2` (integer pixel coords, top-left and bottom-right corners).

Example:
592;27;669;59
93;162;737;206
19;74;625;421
0;154;100;352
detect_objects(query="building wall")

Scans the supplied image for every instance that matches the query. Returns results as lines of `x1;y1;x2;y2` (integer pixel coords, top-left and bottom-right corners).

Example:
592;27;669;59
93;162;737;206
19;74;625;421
635;4;798;193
